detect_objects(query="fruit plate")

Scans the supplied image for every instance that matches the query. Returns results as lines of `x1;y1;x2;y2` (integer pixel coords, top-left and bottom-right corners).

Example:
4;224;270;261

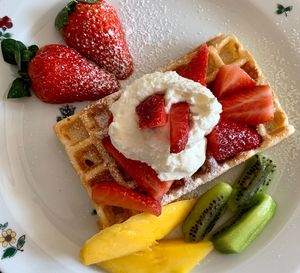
0;0;300;272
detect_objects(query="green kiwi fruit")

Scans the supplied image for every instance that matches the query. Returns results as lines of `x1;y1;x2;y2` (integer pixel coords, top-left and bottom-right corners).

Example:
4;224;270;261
213;193;276;253
228;154;276;211
182;182;232;242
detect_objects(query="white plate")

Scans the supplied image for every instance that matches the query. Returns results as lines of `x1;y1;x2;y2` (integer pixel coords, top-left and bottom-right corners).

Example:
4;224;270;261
1;0;300;272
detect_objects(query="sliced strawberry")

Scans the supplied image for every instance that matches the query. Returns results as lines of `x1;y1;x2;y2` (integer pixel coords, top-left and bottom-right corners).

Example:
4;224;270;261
220;85;274;126
102;137;173;201
169;102;190;153
212;64;256;98
207;119;262;162
136;94;167;129
176;44;209;86
92;182;161;216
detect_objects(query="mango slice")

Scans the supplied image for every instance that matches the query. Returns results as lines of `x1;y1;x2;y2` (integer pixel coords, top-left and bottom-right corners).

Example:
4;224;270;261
100;239;213;273
80;199;196;265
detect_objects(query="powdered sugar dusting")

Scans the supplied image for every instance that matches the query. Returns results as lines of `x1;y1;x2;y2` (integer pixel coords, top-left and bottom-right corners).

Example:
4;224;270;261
117;0;183;79
252;37;300;166
271;15;300;174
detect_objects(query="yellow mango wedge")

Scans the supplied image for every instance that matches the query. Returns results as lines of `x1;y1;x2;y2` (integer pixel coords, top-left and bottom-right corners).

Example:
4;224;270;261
100;239;213;273
80;199;196;265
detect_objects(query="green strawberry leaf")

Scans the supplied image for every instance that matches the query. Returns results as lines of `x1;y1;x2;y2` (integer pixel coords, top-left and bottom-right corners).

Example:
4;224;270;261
78;0;99;3
55;0;77;31
7;78;31;98
19;45;38;75
1;39;26;65
13;40;26;64
14;43;22;70
66;1;77;12
17;235;26;250
55;7;69;31
22;49;35;63
20;45;38;63
18;70;30;80
28;44;39;56
1;39;18;64
1;247;17;259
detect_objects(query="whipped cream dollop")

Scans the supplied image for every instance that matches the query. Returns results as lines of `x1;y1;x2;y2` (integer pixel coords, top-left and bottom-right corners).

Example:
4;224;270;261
109;71;222;181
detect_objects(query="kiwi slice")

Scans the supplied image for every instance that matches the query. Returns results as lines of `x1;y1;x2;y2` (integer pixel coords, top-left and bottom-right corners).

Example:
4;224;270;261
182;182;232;242
228;154;276;211
213;193;276;253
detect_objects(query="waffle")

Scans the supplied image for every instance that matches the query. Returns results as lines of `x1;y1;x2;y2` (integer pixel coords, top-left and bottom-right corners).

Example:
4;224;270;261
54;34;295;228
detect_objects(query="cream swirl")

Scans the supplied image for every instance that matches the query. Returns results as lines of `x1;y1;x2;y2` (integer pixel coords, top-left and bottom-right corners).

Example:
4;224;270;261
109;71;222;180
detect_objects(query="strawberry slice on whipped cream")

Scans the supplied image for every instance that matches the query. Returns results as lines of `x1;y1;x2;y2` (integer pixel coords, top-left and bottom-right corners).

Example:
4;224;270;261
108;71;222;181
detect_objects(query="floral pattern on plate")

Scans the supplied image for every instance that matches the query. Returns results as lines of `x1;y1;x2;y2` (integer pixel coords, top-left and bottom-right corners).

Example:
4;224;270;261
276;4;293;17
56;104;76;122
0;223;26;260
0;16;13;40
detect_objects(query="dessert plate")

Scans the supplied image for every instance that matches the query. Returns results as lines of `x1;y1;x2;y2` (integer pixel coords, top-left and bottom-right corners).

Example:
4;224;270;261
0;0;300;272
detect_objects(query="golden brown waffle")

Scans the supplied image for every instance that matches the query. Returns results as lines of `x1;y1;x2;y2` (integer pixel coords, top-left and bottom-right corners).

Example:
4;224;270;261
54;33;295;228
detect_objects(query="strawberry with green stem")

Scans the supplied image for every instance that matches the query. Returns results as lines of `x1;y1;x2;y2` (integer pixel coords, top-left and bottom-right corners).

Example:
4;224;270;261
55;0;133;80
1;39;119;103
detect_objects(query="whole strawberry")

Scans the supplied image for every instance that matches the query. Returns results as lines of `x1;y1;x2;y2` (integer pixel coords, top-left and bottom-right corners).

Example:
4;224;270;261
28;44;119;103
55;0;133;80
1;39;119;103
